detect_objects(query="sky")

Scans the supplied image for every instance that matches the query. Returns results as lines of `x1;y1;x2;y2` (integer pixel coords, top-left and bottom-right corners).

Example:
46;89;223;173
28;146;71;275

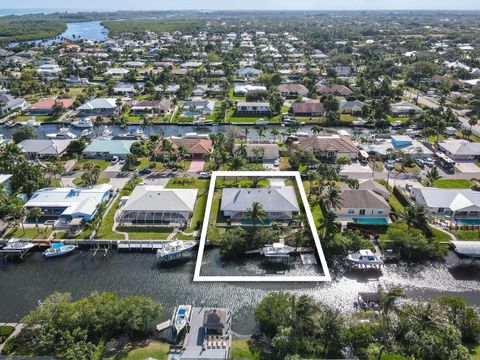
2;0;480;11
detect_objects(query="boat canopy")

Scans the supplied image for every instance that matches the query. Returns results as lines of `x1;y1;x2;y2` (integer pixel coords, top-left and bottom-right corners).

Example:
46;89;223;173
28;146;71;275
452;241;480;258
52;243;63;249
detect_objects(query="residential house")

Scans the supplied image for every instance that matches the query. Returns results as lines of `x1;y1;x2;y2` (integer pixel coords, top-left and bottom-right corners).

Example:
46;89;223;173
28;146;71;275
19;139;72;159
339;100;365;115
298;134;359;160
410;187;480;221
0;174;13;195
118;187;198;226
233;143;280;161
77;98;118;116
390;101;424;117
24;184;113;229
130;100;172;114
27;98;74;115
362;135;432;159
183;98;215;115
221;186;300;222
236;67;263;78
233;84;267;96
83;140;135;159
0;94;27;115
290;101;324;117
317;85;353;96
333;187;391;224
113;84;136;96
236;101;270;115
335;66;352;78
156;134;213;159
437;139;480;160
37;63;62;79
277;83;309;97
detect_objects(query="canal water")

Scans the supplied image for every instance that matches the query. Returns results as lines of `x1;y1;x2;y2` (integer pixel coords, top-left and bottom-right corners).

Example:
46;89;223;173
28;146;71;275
0;250;478;334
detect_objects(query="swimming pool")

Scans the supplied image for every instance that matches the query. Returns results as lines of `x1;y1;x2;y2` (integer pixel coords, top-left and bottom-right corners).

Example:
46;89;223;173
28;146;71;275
353;218;389;225
455;219;480;225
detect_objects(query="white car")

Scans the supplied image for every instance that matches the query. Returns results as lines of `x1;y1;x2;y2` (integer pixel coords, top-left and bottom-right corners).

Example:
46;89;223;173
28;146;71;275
273;159;280;167
424;158;435;167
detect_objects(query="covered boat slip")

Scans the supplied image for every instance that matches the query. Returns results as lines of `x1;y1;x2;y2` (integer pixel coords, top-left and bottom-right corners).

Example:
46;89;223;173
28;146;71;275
451;241;480;258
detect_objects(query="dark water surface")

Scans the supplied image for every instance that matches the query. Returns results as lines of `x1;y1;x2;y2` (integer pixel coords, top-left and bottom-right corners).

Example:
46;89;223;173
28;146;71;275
0;250;479;334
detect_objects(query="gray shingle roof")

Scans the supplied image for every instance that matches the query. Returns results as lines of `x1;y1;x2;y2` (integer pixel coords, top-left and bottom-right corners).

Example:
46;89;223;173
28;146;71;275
221;187;299;212
122;187;198;212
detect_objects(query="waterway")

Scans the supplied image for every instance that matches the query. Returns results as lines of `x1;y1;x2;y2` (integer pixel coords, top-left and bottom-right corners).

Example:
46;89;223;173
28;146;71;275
0;249;478;334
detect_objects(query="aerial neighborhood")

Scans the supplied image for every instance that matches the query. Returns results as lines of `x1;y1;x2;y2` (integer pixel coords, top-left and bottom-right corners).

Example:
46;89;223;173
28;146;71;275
0;8;479;360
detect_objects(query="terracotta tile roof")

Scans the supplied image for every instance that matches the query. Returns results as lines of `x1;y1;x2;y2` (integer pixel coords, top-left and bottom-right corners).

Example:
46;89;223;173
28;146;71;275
29;98;74;110
291;101;324;114
156;137;213;155
298;135;358;154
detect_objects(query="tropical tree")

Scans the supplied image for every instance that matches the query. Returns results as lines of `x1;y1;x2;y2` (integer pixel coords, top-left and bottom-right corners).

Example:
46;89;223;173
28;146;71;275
399;204;430;233
322;185;343;211
28;207;43;234
424;166;440;186
318;210;340;239
247;202;267;227
379;287;406;349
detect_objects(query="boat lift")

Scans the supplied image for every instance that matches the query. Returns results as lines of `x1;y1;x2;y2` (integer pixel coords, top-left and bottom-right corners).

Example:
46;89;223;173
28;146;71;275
0;247;32;262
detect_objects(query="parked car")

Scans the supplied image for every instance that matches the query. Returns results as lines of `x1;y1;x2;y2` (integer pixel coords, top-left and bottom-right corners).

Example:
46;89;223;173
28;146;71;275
415;158;425;168
198;171;211;179
424;158;435;167
273;159;280;167
385;160;395;171
139;168;152;175
111;156;119;164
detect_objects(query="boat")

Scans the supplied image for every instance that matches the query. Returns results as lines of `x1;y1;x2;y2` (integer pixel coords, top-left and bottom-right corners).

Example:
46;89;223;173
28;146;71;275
43;243;77;258
294;131;310;137
260;243;296;259
80;129;93;139
173;305;192;334
46;127;77;139
2;239;35;251
98;126;113;140
255;119;269;126
347;249;384;267
156;240;197;262
71;118;94;128
192;118;213;126
20;118;40;127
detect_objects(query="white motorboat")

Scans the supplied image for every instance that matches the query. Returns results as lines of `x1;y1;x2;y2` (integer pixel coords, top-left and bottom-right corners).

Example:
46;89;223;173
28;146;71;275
347;249;384;267
192;118;213;126
255;119;269;126
260;243;296;258
46;127;77;139
294;131;310;137
43;243;77;258
98;126;113;140
80;129;93;139
2;239;35;251
20;118;40;127
71;118;94;128
156;240;197;262
173;305;192;334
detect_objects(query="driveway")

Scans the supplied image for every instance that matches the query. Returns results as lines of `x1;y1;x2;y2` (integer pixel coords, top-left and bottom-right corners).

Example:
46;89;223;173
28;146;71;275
104;161;124;172
263;160;278;171
188;159;205;173
456;161;480;174
340;162;373;174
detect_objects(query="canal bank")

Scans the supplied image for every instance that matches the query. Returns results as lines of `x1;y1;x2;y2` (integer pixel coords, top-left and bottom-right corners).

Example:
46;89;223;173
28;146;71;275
0;250;479;334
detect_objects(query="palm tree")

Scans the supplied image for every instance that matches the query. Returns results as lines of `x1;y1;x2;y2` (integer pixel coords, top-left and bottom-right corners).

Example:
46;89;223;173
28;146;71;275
247;202;267;227
235;141;247;158
161;138;174;161
318;210;340;239
306;170;319;196
346;177;359;189
270;128;280;142
322;185;343;211
424;166;440;187
230;156;244;171
10;205;27;236
257;126;266;139
243;127;250;140
379;287;406;349
399;204;430;232
311;125;322;134
28;207;43;235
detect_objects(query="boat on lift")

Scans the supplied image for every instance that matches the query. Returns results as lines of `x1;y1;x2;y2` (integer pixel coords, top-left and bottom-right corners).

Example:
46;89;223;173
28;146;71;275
260;243;296;259
43;242;77;258
46;127;77;139
347;249;384;267
20;118;40;127
98;126;113;140
156;241;197;262
193;118;213;126
71;118;94;128
2;239;35;251
173;305;192;334
80;129;93;139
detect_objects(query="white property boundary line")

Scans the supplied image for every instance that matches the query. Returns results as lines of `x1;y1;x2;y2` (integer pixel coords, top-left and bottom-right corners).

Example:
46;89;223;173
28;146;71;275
193;171;331;282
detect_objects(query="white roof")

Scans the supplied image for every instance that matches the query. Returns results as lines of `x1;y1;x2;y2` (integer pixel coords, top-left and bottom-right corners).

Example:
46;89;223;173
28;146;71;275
221;187;299;213
25;184;112;217
439;139;480;156
414;187;480;212
122;187;198;212
0;174;12;184
78;98;117;110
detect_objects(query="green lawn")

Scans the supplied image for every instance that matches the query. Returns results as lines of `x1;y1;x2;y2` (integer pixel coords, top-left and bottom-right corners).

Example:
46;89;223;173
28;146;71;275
471;345;480;360
113;341;170;360
166;178;210;189
72;177;110;186
72;159;110;172
230;339;261;360
185;190;208;232
429;226;452;242
451;230;480;241
4;227;53;240
433;179;472;189
12;114;61;123
387;115;409;124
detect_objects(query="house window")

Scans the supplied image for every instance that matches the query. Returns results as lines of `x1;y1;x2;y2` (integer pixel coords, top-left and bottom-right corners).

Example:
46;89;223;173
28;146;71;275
438;208;444;213
359;209;366;215
378;210;384;215
348;209;355;214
